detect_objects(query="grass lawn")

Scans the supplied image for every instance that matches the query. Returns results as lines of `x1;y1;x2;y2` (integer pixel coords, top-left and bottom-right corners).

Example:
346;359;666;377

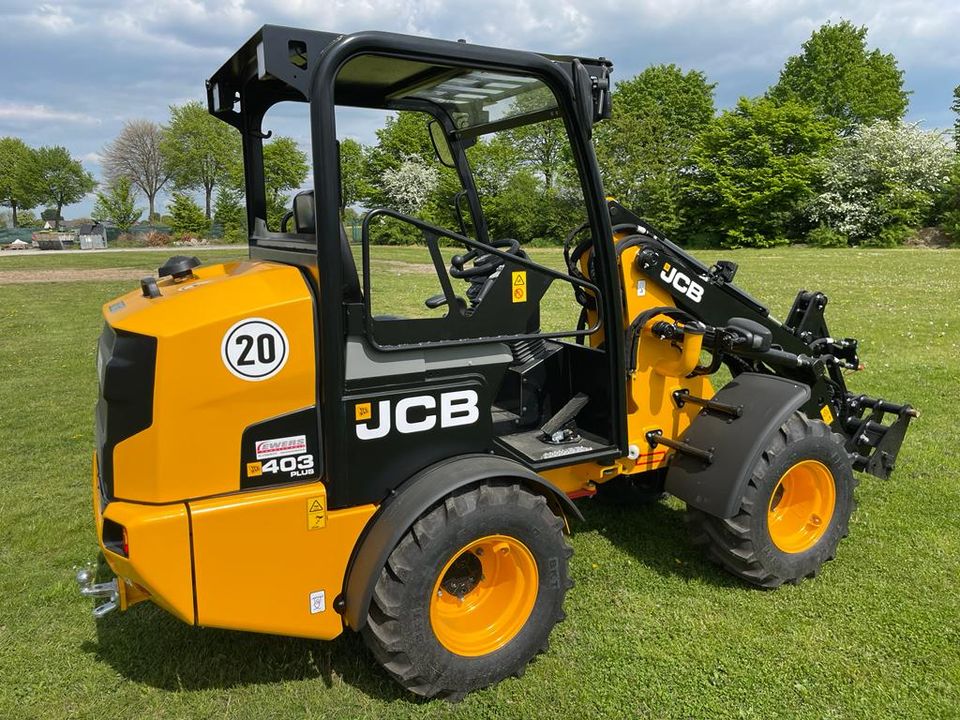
0;245;957;719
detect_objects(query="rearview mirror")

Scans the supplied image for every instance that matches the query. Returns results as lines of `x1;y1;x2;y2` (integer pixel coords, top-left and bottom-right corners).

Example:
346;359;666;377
428;121;455;168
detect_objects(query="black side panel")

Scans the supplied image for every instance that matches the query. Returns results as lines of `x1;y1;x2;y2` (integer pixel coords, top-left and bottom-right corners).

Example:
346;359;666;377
95;325;157;501
239;407;321;489
664;373;811;518
341;453;582;631
336;376;495;509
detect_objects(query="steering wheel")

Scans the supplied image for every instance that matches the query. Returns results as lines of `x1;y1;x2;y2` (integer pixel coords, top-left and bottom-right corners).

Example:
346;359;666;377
425;238;523;309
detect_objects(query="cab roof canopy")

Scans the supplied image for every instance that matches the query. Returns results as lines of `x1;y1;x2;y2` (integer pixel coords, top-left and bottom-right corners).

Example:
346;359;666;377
206;24;612;132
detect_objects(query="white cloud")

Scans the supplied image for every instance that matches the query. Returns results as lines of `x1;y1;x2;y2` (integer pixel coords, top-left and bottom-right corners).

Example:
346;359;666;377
0;103;100;125
29;3;76;34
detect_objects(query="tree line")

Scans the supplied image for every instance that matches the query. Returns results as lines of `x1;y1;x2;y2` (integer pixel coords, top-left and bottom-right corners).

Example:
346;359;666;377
93;103;308;240
353;20;960;248
0;100;309;240
0;139;95;228
3;19;959;248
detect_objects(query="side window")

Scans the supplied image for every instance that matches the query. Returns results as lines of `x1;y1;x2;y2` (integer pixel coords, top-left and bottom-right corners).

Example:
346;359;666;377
336;106;453;319
463;112;587;336
335;60;597;348
258;102;312;232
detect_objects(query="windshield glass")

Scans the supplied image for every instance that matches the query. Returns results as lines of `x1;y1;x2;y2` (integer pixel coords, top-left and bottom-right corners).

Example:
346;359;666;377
407;71;558;134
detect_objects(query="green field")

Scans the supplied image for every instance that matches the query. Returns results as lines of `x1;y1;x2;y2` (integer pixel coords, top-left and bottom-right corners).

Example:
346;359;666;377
0;246;958;719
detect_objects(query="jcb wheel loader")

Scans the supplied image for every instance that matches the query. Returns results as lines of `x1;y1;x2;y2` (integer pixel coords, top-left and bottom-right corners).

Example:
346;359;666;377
77;25;916;699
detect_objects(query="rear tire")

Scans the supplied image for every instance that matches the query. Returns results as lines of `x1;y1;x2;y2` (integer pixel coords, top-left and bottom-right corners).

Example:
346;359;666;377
686;412;856;588
361;481;573;700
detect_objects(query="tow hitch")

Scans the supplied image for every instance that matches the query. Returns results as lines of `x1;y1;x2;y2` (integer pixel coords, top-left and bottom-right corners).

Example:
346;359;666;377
76;568;119;618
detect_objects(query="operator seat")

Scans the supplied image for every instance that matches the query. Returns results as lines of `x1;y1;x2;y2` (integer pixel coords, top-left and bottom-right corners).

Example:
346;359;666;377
292;190;362;304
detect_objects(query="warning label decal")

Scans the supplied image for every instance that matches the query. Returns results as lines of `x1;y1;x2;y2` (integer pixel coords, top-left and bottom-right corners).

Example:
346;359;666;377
307;496;326;530
512;270;527;303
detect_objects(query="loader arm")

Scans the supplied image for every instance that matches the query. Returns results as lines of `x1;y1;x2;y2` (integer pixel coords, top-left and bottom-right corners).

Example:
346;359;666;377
605;200;916;480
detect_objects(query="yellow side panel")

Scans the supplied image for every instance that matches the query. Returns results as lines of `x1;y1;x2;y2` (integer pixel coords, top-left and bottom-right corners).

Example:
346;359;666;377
580;232;714;476
619;244;713;471
190;483;376;640
99;499;195;624
108;261;316;503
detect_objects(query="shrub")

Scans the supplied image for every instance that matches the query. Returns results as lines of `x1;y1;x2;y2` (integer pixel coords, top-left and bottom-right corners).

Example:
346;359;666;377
941;210;960;245
864;224;912;247
807;225;849;247
168;193;210;237
143;230;172;247
809;121;952;243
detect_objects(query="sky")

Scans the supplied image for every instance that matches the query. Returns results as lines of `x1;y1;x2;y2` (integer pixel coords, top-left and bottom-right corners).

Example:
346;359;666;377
1;0;958;219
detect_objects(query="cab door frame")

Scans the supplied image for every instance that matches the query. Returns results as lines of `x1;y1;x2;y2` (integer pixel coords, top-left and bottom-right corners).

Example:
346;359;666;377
308;33;627;508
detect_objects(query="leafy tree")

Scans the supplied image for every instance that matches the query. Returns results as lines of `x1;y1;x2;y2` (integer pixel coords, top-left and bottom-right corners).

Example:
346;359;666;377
595;64;715;238
935;159;960;243
338;138;368;212
684;97;834;248
363;112;436;205
168;192;210;237
213;187;247;243
17;209;39;228
102;120;172;220
769;20;908;133
499;87;573;192
162;101;241;219
93;176;143;232
41;208;62;223
359;111;465;233
0;137;41;227
809;121;953;245
32;145;95;224
952;85;960;154
262;136;309;229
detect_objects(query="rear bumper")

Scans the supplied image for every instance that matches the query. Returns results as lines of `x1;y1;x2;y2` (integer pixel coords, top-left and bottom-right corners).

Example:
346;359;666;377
85;453;194;623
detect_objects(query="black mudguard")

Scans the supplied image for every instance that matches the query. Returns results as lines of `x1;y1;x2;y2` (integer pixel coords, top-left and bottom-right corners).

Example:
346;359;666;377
341;454;581;632
665;373;812;518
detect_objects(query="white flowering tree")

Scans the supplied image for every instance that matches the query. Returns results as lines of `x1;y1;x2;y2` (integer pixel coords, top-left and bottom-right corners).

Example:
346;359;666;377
381;154;439;215
808;121;953;244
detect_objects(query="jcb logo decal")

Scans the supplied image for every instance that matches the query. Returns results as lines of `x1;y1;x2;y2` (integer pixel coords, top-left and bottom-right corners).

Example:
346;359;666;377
355;389;479;440
660;263;704;303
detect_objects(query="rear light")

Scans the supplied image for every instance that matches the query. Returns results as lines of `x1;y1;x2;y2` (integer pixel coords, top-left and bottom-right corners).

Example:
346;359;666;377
102;518;129;557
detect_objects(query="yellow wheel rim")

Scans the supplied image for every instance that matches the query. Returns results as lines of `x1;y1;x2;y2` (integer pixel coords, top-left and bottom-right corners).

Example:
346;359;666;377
429;534;539;657
767;460;836;553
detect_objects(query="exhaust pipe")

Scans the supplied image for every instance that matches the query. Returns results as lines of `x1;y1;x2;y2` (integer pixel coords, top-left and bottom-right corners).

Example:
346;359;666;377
76;568;119;618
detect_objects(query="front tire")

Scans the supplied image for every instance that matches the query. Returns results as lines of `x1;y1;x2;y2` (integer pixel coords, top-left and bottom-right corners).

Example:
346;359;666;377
686;412;856;588
361;482;573;700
